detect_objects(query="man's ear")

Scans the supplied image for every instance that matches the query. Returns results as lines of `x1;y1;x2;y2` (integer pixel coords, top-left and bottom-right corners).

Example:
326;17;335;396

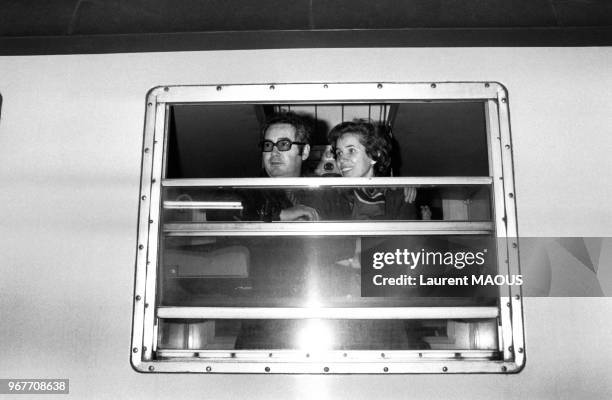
301;144;311;160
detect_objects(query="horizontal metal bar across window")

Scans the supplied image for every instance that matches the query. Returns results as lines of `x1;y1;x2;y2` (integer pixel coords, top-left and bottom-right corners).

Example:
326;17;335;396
162;221;494;236
157;349;500;361
162;176;493;188
157;306;500;320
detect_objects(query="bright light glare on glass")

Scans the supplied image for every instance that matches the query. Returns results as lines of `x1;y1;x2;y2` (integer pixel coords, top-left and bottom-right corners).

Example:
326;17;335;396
473;321;498;349
296;320;334;351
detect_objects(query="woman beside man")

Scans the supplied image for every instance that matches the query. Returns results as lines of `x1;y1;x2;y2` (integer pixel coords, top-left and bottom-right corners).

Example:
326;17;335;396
328;119;429;220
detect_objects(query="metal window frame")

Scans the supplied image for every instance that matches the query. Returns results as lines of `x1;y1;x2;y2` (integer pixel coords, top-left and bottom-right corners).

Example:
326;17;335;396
131;82;525;374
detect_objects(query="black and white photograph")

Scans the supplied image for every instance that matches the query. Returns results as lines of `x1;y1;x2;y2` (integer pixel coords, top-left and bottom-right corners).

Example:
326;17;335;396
0;1;610;399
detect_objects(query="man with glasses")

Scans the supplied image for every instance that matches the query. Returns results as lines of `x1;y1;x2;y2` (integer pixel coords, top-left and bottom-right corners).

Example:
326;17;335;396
260;112;310;178
252;111;342;221
235;112;349;348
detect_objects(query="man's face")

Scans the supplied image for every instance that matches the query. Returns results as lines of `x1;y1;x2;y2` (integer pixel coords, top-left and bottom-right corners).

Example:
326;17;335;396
262;123;310;177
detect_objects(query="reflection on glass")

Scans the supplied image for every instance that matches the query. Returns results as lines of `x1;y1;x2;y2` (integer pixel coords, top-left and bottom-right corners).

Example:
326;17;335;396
158;235;499;307
162;185;492;223
157;318;500;352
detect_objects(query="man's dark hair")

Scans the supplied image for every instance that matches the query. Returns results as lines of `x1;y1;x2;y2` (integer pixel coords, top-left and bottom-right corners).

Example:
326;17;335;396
261;111;312;145
328;119;392;176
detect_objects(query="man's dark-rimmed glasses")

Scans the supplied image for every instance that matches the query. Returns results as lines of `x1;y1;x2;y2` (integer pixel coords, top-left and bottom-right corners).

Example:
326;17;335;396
260;138;306;152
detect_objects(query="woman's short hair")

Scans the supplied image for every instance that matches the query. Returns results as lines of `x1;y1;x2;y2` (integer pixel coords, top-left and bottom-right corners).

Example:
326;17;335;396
328;120;392;176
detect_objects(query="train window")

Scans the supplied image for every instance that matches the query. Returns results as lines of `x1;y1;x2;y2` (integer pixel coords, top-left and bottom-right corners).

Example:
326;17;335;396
132;83;524;373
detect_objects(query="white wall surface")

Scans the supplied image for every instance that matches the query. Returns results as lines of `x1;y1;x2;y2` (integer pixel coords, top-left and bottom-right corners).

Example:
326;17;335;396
0;48;611;399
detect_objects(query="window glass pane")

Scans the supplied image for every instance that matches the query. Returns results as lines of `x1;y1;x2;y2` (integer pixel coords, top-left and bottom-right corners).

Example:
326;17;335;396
392;102;489;176
157;318;500;352
166;102;489;179
162;185;492;222
158;235;499;307
167;104;263;178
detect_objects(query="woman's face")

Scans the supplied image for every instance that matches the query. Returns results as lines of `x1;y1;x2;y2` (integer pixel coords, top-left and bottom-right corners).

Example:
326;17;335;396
335;133;375;177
